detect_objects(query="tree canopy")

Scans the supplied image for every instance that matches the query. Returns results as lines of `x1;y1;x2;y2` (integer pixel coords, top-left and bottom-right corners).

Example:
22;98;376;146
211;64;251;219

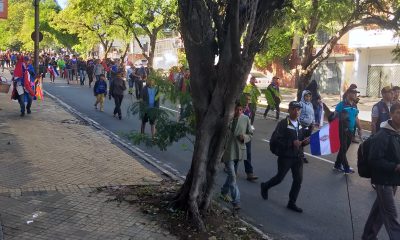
0;0;78;52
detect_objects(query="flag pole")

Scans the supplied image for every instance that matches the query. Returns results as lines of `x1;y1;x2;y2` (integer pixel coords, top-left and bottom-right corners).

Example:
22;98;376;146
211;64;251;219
34;0;39;75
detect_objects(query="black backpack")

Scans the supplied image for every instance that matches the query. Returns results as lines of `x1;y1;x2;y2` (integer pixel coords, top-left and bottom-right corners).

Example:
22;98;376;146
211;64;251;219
357;136;373;178
270;129;280;156
270;120;287;156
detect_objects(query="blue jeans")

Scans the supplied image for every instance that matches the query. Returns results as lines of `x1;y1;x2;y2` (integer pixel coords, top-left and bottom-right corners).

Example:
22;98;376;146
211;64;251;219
18;92;32;113
67;69;73;81
79;70;86;85
128;78;134;88
314;103;322;125
221;160;240;204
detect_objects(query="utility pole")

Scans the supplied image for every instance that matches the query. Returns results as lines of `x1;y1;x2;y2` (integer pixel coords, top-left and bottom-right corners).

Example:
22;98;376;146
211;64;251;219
34;0;39;74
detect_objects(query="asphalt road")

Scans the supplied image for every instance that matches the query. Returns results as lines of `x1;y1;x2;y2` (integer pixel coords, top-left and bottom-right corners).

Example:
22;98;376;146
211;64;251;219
43;79;395;240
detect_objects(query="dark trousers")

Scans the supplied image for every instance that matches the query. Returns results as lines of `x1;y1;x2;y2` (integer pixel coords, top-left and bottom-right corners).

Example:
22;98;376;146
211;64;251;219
18;93;32;113
362;185;400;240
135;80;143;99
264;104;280;119
249;103;257;125
113;95;124;117
334;130;352;169
234;141;254;174
263;157;303;204
88;72;94;87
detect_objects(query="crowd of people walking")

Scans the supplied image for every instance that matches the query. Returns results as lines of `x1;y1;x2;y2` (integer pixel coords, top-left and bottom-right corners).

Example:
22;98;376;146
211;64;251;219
4;49;400;239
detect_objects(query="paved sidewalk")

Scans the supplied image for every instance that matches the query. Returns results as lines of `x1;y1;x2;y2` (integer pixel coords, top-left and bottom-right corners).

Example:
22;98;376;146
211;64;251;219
0;88;176;239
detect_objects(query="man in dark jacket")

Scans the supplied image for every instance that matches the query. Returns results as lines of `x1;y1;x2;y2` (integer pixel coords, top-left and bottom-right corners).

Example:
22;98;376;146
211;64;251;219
362;103;400;240
109;69;126;120
78;57;87;85
371;86;393;134
260;101;310;213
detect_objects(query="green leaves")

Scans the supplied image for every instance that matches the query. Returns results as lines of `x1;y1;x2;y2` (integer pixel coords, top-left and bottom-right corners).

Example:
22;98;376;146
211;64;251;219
127;70;195;151
0;0;78;51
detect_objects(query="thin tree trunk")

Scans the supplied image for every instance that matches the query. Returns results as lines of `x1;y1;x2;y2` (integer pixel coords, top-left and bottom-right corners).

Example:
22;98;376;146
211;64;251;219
121;43;129;61
148;34;157;68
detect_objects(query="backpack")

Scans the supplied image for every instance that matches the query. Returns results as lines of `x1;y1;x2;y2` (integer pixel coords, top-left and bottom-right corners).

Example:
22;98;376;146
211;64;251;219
269;129;280;156
269;120;287;156
96;81;107;94
357;136;373;178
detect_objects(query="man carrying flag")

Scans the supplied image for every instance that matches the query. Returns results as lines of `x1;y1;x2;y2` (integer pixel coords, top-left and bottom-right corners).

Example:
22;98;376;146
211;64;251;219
12;56;35;117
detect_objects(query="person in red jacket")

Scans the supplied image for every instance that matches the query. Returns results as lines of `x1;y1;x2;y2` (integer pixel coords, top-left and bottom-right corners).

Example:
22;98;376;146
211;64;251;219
12;56;35;116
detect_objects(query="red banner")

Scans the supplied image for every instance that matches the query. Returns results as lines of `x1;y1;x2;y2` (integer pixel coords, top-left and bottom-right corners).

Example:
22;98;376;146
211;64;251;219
0;0;8;19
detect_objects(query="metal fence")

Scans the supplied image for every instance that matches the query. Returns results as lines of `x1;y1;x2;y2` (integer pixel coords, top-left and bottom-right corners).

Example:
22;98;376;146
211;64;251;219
312;62;341;95
367;64;400;97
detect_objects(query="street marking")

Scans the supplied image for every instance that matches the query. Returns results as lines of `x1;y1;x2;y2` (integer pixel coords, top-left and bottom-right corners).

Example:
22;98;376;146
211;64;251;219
261;139;335;164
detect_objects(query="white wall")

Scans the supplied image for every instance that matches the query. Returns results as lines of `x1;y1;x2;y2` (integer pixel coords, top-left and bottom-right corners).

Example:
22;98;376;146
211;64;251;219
349;28;399;48
353;47;395;95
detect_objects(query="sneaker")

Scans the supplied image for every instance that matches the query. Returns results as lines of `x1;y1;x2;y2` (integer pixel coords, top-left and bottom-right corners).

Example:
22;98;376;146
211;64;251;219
343;167;355;174
246;173;258;181
232;203;241;210
333;165;344;172
20;112;25;117
27;109;31;114
303;158;309;163
260;182;268;200
220;193;232;203
287;203;303;213
118;116;122;120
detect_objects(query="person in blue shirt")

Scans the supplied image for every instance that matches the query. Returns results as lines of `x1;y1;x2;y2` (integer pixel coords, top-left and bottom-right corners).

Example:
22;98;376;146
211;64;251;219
333;87;363;174
140;78;159;138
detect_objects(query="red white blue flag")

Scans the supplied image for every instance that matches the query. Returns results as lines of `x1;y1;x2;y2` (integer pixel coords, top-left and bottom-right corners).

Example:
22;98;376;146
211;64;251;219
310;118;340;156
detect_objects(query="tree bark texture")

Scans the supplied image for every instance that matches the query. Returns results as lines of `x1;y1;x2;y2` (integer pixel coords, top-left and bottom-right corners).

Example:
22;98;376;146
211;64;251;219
174;0;287;230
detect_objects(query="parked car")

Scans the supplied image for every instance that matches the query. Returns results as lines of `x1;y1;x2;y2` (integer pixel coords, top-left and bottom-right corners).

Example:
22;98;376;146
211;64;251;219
247;71;271;89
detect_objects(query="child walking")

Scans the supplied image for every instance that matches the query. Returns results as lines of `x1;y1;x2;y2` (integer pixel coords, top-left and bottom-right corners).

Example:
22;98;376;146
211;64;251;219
93;74;107;111
299;90;315;163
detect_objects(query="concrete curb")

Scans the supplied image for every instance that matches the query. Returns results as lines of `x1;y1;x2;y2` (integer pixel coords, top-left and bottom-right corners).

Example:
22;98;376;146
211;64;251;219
43;90;180;182
43;90;273;240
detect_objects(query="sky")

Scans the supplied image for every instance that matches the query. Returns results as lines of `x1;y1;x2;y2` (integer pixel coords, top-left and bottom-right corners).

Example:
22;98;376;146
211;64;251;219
56;0;67;9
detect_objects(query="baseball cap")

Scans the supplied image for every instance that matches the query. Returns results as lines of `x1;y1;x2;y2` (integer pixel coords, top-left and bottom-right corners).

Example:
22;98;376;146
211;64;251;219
304;90;311;95
348;86;360;93
289;101;302;109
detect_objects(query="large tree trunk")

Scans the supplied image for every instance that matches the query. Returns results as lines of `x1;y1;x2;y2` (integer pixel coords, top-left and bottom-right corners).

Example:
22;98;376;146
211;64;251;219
173;0;286;230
